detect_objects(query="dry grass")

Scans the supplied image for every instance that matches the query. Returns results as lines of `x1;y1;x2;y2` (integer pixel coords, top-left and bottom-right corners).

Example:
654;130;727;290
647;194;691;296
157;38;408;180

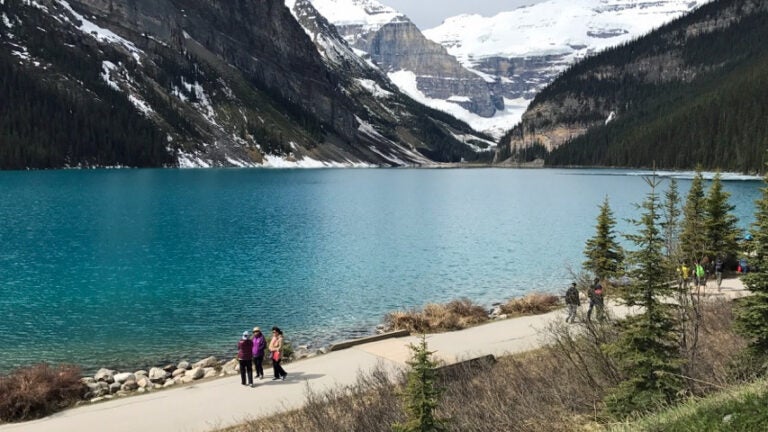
226;299;750;432
384;298;488;333
500;293;562;317
0;364;86;422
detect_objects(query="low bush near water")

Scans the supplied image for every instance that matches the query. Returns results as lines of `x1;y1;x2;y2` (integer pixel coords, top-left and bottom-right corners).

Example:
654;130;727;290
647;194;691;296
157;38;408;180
384;298;488;333
500;293;561;316
0;363;86;422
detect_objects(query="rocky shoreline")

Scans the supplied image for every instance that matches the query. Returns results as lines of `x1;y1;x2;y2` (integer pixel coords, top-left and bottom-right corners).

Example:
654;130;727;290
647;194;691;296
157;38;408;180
80;345;328;403
78;302;515;403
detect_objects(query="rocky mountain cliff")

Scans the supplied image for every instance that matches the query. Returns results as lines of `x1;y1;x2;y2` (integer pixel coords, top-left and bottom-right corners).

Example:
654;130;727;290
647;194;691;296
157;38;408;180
423;0;710;137
497;0;768;173
0;0;490;169
305;0;503;134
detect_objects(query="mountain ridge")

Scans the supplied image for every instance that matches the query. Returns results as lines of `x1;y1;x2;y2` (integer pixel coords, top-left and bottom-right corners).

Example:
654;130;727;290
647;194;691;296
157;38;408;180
0;0;491;169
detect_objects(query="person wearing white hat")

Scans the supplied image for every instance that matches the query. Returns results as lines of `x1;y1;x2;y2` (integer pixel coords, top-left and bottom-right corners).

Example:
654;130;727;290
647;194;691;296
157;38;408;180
238;331;254;386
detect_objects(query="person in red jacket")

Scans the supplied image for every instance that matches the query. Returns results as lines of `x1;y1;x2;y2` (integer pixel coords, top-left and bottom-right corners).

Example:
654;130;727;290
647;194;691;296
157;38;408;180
238;331;254;386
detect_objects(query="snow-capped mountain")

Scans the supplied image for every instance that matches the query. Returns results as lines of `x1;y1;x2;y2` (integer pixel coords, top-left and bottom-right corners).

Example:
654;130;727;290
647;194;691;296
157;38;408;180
305;0;505;137
304;0;707;138
423;0;711;135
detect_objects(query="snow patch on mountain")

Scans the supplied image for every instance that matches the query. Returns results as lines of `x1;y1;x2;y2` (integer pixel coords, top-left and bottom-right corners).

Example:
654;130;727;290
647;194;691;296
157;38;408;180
56;0;143;63
424;0;710;68
308;0;405;36
388;70;523;139
100;61;120;91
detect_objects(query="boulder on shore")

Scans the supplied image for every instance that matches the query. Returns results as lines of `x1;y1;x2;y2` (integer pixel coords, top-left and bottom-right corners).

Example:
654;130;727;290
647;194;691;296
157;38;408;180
113;372;135;384
148;367;168;382
94;368;116;383
193;356;218;369
189;367;205;380
177;361;190;370
121;379;138;391
172;368;186;378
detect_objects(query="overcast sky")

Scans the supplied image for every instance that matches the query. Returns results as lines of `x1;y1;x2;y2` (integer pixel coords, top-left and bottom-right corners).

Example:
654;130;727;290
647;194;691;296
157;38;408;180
385;0;545;30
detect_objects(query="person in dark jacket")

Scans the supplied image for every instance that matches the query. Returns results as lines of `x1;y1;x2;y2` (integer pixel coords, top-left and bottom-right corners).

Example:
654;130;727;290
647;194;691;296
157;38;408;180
587;278;605;322
251;327;267;379
565;282;580;323
238;331;254;386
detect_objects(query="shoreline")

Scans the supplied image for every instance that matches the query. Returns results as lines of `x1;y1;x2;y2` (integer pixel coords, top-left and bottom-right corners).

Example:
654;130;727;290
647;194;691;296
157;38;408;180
0;278;750;430
0;293;554;405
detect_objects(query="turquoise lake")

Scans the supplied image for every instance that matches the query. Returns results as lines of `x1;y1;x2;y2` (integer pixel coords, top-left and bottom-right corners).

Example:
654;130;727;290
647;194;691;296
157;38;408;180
0;168;762;373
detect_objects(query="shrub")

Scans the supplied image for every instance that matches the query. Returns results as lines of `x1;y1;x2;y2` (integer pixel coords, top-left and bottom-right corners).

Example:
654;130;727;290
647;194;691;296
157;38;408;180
0;363;86;422
500;293;561;316
384;298;488;333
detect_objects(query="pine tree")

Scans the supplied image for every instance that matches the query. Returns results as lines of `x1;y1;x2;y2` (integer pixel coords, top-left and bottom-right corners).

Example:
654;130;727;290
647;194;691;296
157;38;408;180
661;179;682;260
584;196;625;280
605;175;684;416
393;335;448;432
680;169;708;263
735;172;768;355
704;172;740;260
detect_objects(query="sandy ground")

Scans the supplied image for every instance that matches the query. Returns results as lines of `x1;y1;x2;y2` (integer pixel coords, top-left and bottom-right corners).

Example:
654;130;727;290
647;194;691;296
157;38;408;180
0;278;748;432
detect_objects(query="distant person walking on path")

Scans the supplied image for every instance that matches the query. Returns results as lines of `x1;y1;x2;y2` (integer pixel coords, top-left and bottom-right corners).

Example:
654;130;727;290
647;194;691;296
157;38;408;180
715;258;724;291
695;261;706;288
269;326;288;381
565;282;580;323
238;331;254;387
587;278;605;322
252;327;267;379
679;263;690;290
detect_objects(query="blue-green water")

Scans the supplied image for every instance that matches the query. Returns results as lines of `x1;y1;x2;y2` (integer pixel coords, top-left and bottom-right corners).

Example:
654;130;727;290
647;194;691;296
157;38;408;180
0;169;761;373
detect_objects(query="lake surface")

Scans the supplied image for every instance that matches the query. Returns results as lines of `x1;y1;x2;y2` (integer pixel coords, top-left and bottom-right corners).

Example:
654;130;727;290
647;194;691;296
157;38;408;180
0;168;762;373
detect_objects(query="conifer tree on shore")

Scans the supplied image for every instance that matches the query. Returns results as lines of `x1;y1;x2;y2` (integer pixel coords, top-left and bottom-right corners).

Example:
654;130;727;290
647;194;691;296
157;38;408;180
605;175;684;416
704;172;740;260
680;169;708;263
584;196;624;280
662;179;682;260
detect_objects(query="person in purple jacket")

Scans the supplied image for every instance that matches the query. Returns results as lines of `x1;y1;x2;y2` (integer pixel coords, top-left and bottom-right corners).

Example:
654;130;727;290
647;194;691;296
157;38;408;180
251;327;267;379
238;331;254;387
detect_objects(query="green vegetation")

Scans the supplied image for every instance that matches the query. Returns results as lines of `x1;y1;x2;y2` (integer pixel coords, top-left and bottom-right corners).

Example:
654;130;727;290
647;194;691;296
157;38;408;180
612;380;768;432
605;176;684;416
680;170;708;263
704;173;741;260
583;196;625;280
661;179;682;259
393;336;448;432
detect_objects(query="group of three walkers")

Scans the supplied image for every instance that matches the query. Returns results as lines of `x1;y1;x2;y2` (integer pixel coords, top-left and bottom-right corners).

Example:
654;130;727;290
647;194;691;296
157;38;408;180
237;326;288;387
